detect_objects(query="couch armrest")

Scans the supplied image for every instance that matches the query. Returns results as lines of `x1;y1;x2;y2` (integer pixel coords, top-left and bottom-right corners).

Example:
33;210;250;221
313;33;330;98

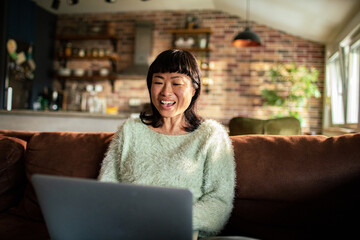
0;136;27;212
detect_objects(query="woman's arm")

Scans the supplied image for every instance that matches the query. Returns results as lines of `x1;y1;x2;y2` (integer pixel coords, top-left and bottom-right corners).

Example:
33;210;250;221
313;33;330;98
98;125;124;182
193;127;236;238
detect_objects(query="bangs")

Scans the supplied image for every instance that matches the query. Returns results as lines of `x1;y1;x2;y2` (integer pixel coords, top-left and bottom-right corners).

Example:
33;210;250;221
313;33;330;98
150;50;198;78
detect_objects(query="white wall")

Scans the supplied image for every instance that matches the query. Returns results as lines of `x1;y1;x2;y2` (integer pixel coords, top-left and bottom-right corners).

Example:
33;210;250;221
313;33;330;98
326;10;360;58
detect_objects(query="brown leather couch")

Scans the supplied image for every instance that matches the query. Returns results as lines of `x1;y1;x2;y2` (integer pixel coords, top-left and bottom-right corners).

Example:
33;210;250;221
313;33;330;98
1;129;359;240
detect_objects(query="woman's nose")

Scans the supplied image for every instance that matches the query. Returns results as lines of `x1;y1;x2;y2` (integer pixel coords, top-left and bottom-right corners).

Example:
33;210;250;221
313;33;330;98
160;83;172;95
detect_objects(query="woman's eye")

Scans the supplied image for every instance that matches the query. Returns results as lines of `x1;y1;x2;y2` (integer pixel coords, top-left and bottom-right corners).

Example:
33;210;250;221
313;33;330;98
173;83;183;86
154;82;163;85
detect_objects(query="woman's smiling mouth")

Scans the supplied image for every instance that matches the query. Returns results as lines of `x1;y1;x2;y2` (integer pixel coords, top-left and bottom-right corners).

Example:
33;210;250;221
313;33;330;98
160;100;176;108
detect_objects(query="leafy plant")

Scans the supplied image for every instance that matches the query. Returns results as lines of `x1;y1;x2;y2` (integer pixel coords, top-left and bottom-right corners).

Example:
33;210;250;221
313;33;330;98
261;63;321;122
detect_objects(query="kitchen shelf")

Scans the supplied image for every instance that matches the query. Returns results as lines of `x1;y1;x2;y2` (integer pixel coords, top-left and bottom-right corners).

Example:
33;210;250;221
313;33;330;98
169;28;212;34
169;27;213;92
174;47;212;52
54;74;119;91
56;55;120;61
54;74;119;80
54;34;121;92
169;27;212;54
55;34;120;41
169;28;212;51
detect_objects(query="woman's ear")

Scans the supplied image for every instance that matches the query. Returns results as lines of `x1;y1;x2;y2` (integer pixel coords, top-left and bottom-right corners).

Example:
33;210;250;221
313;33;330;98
192;87;196;97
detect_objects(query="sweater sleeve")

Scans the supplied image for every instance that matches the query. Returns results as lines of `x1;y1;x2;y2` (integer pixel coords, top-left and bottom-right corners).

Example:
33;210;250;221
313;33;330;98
193;125;236;238
97;124;124;182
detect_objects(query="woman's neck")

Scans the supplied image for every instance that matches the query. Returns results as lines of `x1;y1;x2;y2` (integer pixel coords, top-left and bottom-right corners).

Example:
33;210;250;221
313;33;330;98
152;116;188;135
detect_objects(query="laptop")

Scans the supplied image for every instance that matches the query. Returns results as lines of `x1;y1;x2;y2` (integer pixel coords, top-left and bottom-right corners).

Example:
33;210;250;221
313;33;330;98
32;174;193;240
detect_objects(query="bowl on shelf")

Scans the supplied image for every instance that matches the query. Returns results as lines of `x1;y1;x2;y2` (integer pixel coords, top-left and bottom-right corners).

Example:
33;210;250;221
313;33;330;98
99;68;109;76
57;68;71;76
73;68;85;77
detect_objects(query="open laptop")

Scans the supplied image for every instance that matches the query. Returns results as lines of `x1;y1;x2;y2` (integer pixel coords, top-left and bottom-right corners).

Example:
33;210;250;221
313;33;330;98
32;174;193;240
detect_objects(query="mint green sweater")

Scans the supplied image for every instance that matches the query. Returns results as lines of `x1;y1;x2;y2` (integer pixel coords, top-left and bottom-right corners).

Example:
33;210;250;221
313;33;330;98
98;118;235;237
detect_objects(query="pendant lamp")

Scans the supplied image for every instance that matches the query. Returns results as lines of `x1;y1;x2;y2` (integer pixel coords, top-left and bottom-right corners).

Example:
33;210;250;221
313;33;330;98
233;0;261;47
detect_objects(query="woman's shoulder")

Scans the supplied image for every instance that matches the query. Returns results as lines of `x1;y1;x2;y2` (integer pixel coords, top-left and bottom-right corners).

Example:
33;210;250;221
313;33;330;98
197;119;229;136
115;117;146;134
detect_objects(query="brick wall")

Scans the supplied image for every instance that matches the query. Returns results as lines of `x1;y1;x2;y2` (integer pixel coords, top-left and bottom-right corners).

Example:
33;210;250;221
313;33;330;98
55;10;325;133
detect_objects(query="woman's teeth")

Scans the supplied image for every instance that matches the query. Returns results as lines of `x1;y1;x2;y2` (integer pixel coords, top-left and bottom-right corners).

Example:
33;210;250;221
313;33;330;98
161;100;176;106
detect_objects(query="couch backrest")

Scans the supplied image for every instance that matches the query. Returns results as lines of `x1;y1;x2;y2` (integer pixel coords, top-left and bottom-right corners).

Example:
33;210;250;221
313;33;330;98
0;131;114;220
0;129;36;142
224;133;360;239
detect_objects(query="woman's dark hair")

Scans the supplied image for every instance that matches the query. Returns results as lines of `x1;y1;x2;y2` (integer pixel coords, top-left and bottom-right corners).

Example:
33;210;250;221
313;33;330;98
140;49;203;132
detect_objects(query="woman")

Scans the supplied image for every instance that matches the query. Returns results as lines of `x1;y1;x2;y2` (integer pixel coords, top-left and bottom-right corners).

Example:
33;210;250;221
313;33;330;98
98;49;235;238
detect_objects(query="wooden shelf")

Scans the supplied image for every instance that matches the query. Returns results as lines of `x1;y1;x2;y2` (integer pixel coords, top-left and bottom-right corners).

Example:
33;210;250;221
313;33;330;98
54;73;119;92
169;28;212;52
54;74;119;80
56;55;120;61
173;47;211;52
169;28;212;34
54;34;121;92
55;34;120;41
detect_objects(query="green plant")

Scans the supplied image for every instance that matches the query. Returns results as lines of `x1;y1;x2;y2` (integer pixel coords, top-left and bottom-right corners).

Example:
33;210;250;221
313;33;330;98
261;63;321;122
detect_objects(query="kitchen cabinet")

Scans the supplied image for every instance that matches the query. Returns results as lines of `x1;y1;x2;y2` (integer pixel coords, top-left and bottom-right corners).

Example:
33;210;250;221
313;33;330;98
54;34;120;91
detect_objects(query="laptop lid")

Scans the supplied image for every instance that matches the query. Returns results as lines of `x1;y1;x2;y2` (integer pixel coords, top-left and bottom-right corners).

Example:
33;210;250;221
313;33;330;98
32;174;193;240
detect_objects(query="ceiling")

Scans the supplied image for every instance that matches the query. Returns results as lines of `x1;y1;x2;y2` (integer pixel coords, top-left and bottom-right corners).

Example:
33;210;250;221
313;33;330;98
33;0;360;44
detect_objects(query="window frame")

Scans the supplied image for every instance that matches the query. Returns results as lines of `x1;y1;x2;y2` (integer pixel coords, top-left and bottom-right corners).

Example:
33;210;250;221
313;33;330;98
324;38;360;134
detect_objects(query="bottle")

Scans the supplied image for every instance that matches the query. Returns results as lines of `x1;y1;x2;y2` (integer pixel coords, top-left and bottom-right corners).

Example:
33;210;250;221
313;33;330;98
65;42;72;57
49;91;59;111
40;87;50;111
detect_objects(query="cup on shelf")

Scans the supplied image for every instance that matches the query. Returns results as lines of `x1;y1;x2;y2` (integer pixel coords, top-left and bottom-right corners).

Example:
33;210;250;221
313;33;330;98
73;68;85;77
58;68;71;76
99;68;109;76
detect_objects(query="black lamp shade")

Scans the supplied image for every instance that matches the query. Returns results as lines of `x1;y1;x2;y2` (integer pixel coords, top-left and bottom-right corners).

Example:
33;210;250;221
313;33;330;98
233;27;261;47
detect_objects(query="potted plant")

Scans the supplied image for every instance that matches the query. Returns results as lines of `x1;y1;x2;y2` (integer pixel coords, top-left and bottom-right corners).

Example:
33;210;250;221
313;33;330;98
261;63;321;123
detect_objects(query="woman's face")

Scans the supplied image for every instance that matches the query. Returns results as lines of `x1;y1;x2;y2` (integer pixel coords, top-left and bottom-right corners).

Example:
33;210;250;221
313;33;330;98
151;72;195;120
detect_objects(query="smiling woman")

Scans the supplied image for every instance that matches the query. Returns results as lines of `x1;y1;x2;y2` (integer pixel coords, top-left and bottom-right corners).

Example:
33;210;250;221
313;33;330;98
98;49;236;239
141;49;202;134
150;72;196;130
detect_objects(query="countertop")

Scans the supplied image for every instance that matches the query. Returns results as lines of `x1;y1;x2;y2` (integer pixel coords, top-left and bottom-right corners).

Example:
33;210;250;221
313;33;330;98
0;109;132;119
0;109;132;132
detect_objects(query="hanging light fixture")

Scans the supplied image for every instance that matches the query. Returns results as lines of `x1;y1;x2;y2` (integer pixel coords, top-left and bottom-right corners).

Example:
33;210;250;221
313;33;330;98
232;0;261;47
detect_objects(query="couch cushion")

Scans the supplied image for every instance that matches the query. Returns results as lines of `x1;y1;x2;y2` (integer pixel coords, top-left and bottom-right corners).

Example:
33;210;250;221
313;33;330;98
0;136;27;212
0;212;49;239
17;132;114;221
232;133;360;200
225;133;360;239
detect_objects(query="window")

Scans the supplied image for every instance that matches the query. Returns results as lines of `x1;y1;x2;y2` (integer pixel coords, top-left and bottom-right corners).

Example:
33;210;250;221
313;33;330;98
326;39;360;131
347;40;360;124
328;53;344;124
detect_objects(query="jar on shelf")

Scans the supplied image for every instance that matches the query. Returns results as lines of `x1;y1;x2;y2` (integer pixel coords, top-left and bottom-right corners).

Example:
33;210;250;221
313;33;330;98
106;22;116;35
199;38;207;48
65;43;72;57
91;48;99;57
98;49;105;57
78;48;85;57
72;47;79;57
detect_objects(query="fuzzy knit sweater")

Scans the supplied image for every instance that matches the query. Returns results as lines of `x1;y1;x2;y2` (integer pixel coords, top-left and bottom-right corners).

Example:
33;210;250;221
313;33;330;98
98;118;235;238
